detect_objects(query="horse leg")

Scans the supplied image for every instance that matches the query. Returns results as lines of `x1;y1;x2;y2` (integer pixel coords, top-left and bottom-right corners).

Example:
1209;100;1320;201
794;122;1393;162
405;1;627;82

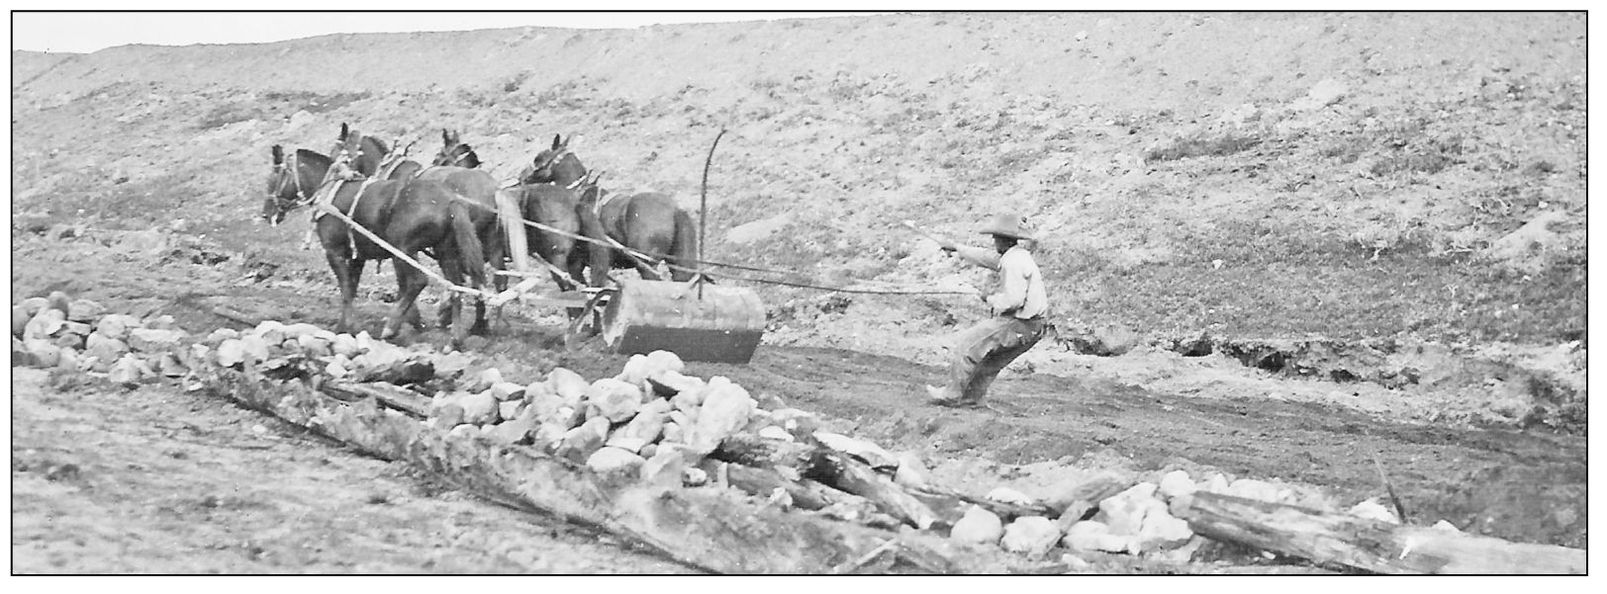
383;257;428;341
437;250;475;347
325;251;364;334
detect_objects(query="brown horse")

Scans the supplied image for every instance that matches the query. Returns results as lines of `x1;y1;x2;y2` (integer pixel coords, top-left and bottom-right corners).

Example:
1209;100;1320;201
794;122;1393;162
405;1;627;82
262;144;487;347
520;133;588;188
430;129;585;294
521;140;702;287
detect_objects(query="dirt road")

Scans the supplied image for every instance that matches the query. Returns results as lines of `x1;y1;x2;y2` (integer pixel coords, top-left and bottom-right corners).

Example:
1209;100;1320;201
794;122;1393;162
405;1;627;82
10;232;1586;573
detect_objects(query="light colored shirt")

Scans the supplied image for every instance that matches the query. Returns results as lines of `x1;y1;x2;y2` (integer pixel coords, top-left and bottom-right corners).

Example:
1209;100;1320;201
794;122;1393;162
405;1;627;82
953;245;1049;319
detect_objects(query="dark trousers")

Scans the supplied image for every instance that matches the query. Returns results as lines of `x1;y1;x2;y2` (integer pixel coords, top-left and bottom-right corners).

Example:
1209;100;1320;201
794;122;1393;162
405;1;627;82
937;316;1047;402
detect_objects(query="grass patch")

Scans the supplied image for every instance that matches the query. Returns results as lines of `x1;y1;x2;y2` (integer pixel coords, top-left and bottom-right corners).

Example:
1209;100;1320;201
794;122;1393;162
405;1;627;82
1143;130;1263;163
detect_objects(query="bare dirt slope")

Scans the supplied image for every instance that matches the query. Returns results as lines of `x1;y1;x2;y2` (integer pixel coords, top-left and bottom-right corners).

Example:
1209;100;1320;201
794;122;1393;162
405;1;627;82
10;12;1587;572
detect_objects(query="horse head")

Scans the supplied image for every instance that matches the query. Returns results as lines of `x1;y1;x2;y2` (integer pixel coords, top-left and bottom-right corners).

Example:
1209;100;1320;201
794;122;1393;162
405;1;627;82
261;145;331;226
523;133;587;186
327;123;388;176
433;128;482;168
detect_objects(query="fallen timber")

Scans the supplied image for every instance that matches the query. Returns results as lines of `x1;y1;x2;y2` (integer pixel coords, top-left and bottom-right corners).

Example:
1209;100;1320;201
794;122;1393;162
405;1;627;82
1175;492;1586;574
196;363;1022;574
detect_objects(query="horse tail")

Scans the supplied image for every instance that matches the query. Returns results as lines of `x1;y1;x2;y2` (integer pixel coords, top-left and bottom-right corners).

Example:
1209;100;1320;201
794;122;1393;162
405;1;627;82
449;199;487;288
672;207;704;282
495;188;531;275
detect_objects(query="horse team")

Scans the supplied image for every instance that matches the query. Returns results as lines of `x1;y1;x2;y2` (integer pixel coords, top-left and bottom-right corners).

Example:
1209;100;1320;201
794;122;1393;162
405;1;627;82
261;124;703;348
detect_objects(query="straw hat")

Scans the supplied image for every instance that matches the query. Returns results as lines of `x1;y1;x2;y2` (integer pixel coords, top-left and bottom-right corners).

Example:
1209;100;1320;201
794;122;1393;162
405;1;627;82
978;214;1034;241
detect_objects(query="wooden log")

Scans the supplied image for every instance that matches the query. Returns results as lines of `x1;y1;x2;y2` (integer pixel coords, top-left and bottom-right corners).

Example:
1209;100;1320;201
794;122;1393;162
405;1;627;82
723;463;840;511
912;483;1060;522
197;366;1012;573
713;433;819;471
1177;491;1586;574
805;449;954;531
318;380;433;418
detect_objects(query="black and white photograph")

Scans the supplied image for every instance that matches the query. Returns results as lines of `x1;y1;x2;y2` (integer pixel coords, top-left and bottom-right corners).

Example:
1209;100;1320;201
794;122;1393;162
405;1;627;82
7;9;1591;575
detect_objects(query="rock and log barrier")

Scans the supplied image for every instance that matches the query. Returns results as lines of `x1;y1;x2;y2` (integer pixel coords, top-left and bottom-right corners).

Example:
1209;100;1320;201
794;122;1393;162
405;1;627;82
11;292;1587;574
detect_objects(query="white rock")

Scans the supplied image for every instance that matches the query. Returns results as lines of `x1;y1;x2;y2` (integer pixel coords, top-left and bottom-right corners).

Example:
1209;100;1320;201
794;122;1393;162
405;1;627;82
128;328;188;353
254;320;286;344
1228;478;1290;503
893;452;930;489
949;505;1004;546
586;378;644;423
24;339;60;368
604;436;651;454
490;381;526;401
24;309;65;341
216;338;247;367
470;367;504;391
17;297;50;318
12;307;29;339
1136;506;1194;551
330;334;359;358
1001;516;1061;558
682;466;709;487
204;327;239;344
1157;470;1197;501
557;417;611;463
1097;482;1162;536
613;399;671;445
108;354;150;384
641;447;687;488
1431;519;1461;532
814;432;899;470
547;367;589;407
447;423;480;439
237;334;272;364
757;426;795;442
498;400;525;423
647;369;704;398
986;487;1039;507
326;359;350;379
296;333;332;357
617;354;651;385
587;446;646;480
687;377;755;453
1349;498;1400;524
354;330;375;353
55;346;80;370
661;421;684;444
1062;520;1136;554
1200;473;1231;494
457;391;500;425
770;408;821;438
66;299;105;323
279;323;322;339
532;422;569;448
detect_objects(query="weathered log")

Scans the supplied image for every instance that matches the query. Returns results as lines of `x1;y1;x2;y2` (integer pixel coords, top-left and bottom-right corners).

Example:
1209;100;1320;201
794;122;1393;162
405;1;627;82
198;366;1013;573
318;379;433;418
723;463;840;511
713;433;819;470
1177;491;1585;574
805;449;953;531
912;483;1060;523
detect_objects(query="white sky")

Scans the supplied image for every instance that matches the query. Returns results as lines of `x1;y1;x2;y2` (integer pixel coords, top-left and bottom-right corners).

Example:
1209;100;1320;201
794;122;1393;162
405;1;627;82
10;10;895;54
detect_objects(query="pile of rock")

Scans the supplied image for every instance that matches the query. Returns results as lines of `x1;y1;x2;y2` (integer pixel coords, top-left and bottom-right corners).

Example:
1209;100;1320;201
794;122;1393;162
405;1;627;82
424;350;819;491
11;292;190;384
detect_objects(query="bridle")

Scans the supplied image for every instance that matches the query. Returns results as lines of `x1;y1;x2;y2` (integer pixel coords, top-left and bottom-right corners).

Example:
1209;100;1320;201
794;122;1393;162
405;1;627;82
436;144;477;168
268;153;315;222
530;146;574;183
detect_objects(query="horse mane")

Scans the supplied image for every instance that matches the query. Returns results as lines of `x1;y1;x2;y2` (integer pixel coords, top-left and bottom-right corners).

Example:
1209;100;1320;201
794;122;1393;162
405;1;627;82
295;149;332;168
361;135;390;157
